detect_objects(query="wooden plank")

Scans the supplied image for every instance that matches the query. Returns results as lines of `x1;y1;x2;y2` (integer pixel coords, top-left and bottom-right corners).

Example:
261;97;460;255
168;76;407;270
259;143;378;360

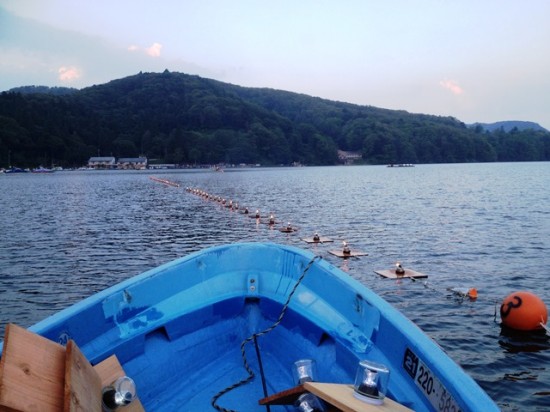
258;384;306;405
304;382;413;412
64;340;102;412
93;355;145;412
374;268;428;279
258;384;339;411
0;323;66;412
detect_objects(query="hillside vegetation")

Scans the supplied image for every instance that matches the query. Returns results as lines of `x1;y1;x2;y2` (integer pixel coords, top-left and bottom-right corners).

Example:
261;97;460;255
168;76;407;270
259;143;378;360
1;70;549;168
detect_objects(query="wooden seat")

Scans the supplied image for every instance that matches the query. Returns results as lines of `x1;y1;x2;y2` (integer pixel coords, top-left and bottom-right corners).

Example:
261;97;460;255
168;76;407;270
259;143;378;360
259;381;413;412
94;355;144;412
304;382;413;412
65;340;102;411
0;323;144;412
0;323;66;411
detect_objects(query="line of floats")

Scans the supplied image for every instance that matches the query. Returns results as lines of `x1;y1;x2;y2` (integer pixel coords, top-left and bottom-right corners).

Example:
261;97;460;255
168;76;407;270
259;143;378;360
150;176;549;336
186;186;298;233
183;185;371;259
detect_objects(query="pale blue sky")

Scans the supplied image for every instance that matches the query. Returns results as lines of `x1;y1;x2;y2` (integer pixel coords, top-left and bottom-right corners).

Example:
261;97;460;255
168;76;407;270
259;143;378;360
1;0;549;129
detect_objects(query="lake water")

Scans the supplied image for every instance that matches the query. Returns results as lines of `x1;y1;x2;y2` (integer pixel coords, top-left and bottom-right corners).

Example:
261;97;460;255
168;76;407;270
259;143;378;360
1;163;549;411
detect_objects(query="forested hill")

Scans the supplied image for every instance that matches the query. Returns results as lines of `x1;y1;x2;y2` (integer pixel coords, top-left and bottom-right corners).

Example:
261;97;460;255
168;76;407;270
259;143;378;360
1;70;549;168
472;120;547;133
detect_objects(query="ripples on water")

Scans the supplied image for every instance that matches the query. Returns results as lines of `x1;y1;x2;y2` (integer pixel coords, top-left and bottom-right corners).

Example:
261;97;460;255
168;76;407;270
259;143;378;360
1;163;549;411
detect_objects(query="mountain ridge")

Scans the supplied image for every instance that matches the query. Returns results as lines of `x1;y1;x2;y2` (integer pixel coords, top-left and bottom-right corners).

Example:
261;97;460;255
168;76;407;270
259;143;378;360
471;120;547;133
1;71;549;167
9;79;547;134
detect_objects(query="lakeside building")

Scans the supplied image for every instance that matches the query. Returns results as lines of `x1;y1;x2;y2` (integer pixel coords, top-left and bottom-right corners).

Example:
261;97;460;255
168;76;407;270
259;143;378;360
337;150;362;165
117;157;148;170
87;157;116;169
87;156;148;169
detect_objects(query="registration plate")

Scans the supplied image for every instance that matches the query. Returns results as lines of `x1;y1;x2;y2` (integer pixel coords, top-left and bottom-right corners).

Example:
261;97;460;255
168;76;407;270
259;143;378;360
403;348;461;412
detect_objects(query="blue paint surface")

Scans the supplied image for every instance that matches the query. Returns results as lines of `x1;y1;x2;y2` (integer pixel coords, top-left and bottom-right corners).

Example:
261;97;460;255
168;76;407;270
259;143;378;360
15;242;498;411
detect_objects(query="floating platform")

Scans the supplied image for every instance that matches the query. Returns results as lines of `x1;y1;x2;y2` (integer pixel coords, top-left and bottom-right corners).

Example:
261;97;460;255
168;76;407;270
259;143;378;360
302;236;333;244
279;227;298;233
258;216;278;225
375;268;428;279
328;250;368;258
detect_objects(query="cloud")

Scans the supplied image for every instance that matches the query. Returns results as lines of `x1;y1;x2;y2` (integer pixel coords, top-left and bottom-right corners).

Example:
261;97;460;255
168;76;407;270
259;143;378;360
439;79;464;95
58;66;81;82
127;42;163;57
145;42;163;57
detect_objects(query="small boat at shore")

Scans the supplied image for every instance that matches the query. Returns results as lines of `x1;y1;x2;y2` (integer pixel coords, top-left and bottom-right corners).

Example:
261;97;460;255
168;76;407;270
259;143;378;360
3;167;28;173
31;166;55;173
0;243;498;411
387;164;414;167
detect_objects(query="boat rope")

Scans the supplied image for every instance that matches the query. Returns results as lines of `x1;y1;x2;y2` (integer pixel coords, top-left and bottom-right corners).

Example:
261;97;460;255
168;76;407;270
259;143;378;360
541;320;550;336
211;254;322;412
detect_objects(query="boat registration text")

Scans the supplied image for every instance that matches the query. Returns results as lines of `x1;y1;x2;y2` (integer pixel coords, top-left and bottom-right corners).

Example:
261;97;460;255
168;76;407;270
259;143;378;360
403;348;461;412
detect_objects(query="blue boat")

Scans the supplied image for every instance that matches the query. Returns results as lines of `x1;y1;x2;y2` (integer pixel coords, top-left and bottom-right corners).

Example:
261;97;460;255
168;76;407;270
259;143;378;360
3;167;28;173
2;243;498;411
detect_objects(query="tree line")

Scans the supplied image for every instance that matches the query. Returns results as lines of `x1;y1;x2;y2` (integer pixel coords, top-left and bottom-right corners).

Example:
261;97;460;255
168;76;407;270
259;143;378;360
1;70;549;168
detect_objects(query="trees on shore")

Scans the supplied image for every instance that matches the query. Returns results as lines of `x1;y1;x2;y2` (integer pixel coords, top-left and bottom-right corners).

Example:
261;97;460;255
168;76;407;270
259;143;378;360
1;71;548;168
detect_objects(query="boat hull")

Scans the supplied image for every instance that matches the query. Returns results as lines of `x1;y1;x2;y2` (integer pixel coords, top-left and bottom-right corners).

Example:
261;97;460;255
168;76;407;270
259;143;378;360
5;242;497;411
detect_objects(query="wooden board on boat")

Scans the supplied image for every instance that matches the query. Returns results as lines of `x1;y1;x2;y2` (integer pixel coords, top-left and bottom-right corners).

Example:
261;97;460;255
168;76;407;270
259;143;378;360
374;268;428;279
94;355;145;412
304;382;414;412
302;236;334;243
0;324;144;412
259;384;306;406
259;382;413;411
329;250;368;258
64;340;102;412
0;323;66;412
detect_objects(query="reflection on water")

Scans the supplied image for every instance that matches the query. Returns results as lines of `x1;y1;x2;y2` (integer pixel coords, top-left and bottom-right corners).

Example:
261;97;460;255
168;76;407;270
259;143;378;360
1;163;549;410
499;326;550;353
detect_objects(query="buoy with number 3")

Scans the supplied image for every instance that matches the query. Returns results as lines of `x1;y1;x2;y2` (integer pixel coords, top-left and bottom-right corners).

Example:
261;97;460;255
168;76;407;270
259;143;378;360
500;291;548;331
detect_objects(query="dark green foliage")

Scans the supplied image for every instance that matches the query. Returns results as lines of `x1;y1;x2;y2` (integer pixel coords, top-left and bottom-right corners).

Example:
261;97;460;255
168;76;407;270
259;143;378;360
473;120;547;133
8;85;78;96
0;71;548;168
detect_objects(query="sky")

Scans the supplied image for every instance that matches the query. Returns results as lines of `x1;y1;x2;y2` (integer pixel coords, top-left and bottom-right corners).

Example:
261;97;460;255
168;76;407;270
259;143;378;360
1;0;549;129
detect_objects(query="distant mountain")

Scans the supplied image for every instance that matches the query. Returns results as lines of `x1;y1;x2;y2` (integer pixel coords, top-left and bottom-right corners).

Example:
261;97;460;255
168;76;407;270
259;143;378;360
8;85;78;96
1;71;549;168
472;120;548;133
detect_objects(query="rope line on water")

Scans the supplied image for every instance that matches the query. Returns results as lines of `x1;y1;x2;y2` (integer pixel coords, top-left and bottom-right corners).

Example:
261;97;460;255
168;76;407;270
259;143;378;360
211;254;322;412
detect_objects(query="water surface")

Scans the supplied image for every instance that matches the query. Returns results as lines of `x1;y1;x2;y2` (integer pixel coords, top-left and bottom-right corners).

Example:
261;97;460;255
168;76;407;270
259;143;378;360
1;163;549;410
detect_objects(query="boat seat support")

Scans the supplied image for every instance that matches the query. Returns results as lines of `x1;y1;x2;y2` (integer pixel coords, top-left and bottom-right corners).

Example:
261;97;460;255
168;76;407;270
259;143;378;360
0;323;145;412
259;382;413;412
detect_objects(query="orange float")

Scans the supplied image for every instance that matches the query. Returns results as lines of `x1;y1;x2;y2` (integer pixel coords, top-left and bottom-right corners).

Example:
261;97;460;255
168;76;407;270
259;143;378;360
500;291;548;331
